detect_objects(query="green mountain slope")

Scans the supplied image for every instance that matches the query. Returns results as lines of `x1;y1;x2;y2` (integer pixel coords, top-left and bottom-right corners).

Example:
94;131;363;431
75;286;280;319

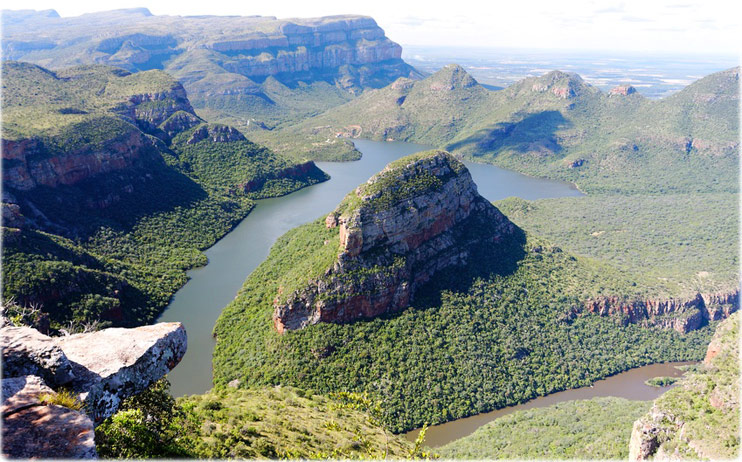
278;66;739;195
213;151;715;433
440;397;651;459
1;61;326;330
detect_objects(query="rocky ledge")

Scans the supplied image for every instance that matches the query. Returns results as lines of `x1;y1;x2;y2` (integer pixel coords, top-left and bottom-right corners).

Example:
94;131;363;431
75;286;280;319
273;150;516;332
583;289;739;333
1;321;187;458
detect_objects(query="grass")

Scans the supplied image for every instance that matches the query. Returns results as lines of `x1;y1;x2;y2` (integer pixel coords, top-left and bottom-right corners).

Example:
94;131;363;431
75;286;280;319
38;389;84;411
176;386;415;459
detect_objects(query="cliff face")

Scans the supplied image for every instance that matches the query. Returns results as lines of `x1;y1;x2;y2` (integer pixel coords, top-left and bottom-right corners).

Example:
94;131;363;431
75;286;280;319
273;151;517;332
2;11;418;93
2;128;161;192
584;289;739;333
628;312;739;460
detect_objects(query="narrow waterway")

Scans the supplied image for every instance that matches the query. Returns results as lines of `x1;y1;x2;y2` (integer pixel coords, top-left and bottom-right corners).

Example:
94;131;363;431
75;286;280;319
405;361;693;448
158;139;583;397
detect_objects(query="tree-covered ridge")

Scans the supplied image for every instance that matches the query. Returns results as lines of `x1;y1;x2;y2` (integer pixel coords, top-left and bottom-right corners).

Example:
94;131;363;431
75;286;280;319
273;66;739;195
1;62;327;331
439;397;651;459
1;61;185;141
213;158;716;432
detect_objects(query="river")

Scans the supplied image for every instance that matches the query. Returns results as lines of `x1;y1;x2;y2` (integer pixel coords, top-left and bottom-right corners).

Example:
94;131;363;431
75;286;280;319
405;361;694;448
158;139;583;397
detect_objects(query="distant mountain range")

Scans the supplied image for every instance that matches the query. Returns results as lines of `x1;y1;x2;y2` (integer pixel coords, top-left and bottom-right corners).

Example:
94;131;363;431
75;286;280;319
283;64;739;194
1;8;422;126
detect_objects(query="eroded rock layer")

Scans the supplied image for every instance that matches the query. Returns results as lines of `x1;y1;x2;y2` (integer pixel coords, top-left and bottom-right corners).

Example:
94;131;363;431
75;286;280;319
584;289;739;333
273;151;516;332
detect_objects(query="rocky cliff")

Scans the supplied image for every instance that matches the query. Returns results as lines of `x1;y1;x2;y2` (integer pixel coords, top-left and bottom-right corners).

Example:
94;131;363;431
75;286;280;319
583;289;739;333
1;320;187;458
272;150;517;332
2;10;419;94
1;62;199;197
628;312;739;460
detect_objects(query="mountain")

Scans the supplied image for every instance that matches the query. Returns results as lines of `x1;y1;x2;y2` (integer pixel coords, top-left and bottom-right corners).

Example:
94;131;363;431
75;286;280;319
629;313;739;460
213;150;723;433
1;61;327;331
280;66;739;194
1;9;422;127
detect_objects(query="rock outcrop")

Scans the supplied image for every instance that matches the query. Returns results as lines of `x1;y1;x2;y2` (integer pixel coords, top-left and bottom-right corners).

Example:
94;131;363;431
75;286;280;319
1;326;75;386
628;313;739;460
2;11;418;93
186;124;247;145
583;288;739;333
609;84;637;96
1;321;187;458
273;150;517;332
53;322;187;422
2;376;96;459
2;126;161;192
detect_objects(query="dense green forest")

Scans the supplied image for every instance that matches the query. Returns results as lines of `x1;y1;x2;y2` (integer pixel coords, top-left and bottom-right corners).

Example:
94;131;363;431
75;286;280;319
213;214;714;432
439;397;651;459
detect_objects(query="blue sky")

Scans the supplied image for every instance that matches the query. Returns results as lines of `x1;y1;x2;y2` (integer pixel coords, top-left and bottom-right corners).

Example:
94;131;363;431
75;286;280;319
7;0;741;55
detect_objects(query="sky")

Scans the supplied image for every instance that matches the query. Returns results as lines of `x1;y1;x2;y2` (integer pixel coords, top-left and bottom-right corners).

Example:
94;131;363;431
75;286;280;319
5;0;741;56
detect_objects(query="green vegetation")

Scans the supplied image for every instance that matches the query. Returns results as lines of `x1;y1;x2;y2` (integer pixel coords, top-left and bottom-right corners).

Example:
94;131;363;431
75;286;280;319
274;66;738;195
645;376;678;387
214;214;714;432
1;62;327;330
439;397;651;459
634;313;740;459
38;389;85;411
496;193;739;297
96;379;416;459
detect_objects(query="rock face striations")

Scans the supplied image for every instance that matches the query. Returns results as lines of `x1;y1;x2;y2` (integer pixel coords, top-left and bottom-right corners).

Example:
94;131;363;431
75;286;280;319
584;289;739;333
273;150;517;332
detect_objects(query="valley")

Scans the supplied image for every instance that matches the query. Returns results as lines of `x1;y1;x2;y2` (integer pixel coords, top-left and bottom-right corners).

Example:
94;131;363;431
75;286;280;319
1;6;739;460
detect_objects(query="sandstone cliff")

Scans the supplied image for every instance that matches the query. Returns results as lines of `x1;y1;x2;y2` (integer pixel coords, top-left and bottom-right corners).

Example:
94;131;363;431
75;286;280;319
1;321;187;458
629;312;739;460
2;11;419;94
272;150;517;332
583;289;739;333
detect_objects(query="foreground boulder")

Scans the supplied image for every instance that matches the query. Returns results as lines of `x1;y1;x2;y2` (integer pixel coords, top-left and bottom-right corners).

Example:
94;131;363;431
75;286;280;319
2;375;96;459
1;326;75;386
273;150;516;332
1;322;187;458
54;322;187;422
